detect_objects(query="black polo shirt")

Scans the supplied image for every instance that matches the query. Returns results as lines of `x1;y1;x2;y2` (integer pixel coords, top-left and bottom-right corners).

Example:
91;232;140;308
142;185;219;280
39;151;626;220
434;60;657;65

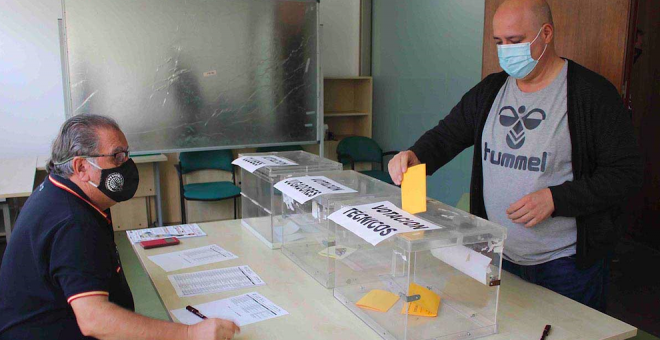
0;174;134;339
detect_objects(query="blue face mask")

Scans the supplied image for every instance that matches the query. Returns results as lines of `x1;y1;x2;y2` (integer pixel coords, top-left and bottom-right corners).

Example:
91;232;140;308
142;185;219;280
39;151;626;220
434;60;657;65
497;27;548;79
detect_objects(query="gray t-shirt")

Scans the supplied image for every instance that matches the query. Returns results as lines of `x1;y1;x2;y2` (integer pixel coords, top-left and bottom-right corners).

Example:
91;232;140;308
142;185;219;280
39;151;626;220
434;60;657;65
481;60;576;265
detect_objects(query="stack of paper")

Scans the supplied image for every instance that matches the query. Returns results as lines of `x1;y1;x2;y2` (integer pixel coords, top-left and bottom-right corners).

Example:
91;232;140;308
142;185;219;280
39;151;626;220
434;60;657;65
401;283;441;317
171;292;288;326
356;289;400;312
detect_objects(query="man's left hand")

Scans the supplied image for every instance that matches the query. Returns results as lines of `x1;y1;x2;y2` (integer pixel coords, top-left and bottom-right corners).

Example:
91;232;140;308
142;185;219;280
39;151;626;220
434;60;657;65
507;188;555;228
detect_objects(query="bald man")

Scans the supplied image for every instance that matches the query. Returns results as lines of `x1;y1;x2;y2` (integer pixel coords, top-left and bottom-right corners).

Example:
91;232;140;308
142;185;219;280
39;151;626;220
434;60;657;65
388;0;642;311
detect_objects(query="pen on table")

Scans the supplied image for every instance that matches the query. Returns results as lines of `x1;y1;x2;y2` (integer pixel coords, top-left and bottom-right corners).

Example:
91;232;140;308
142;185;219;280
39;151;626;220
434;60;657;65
186;305;207;320
540;324;551;340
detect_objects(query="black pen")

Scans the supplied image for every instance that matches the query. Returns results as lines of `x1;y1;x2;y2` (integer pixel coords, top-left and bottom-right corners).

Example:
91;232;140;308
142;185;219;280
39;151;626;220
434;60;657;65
540;324;551;340
186;305;207;320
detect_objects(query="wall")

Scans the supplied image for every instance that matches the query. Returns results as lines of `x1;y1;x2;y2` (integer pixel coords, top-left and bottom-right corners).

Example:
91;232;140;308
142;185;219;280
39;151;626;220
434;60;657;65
371;0;485;206
0;0;66;159
320;0;360;77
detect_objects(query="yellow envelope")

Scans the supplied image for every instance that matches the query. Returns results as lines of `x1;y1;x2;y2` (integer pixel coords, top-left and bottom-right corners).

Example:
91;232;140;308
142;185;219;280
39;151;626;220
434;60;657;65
402;164;427;214
400;283;441;317
356;289;400;312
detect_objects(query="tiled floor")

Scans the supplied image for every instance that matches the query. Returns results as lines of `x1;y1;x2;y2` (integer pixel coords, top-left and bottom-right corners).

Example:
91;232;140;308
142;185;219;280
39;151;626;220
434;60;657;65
0;234;658;339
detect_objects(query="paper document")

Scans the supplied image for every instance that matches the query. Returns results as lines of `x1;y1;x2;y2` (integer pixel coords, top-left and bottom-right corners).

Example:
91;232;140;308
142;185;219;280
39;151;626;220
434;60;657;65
328;201;442;246
126;224;206;244
275;176;356;204
401;164;427;214
401;283;440;317
431;245;493;285
356;289;400;312
168;265;265;297
232;155;297;173
148;245;238;272
171;292;288;326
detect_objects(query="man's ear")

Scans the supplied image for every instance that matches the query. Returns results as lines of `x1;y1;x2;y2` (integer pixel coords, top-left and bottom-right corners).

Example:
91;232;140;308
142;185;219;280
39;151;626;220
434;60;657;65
542;23;554;44
72;157;93;182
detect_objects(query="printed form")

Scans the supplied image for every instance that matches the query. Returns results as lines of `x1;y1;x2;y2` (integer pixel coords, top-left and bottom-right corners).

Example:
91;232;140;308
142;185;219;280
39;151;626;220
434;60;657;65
148;245;238;272
168;265;265;297
171;292;288;326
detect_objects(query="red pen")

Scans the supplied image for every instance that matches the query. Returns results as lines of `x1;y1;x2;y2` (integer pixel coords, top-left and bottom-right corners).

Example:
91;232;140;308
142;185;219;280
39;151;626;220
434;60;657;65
540;324;551;340
186;305;207;320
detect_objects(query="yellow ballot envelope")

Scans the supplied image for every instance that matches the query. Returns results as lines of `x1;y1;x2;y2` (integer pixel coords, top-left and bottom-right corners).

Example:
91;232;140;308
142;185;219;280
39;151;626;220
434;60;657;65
401;283;441;317
356;289;400;312
402;164;427;214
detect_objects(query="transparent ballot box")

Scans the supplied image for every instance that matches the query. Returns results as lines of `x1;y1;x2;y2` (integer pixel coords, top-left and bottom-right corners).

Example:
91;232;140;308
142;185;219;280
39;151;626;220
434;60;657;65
280;170;400;288
239;151;342;249
333;199;507;340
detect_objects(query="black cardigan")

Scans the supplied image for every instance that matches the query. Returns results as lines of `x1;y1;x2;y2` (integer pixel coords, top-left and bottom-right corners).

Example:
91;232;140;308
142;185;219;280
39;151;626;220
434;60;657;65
409;59;643;269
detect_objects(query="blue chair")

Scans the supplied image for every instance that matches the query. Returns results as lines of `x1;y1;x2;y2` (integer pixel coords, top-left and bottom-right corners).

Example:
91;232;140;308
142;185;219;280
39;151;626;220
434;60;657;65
336;136;398;184
175;150;241;223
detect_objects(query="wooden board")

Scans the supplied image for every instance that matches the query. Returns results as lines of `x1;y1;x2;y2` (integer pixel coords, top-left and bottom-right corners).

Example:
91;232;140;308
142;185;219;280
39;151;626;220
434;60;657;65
0;157;37;199
131;219;636;340
110;196;149;231
482;0;632;93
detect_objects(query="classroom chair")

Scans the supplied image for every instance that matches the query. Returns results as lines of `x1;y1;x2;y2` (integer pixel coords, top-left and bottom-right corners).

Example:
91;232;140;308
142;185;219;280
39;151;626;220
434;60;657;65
336;136;398;185
175;150;241;223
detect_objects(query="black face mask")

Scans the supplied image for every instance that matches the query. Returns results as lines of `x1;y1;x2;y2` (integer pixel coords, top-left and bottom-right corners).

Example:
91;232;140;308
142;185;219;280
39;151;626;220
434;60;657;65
88;158;140;202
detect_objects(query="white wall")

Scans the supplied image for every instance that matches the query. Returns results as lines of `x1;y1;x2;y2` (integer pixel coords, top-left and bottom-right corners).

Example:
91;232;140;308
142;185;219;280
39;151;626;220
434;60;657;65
320;0;360;77
0;0;66;159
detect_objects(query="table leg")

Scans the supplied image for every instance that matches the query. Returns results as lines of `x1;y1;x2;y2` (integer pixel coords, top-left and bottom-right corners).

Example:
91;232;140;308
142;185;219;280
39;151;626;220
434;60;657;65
2;200;12;242
153;162;164;228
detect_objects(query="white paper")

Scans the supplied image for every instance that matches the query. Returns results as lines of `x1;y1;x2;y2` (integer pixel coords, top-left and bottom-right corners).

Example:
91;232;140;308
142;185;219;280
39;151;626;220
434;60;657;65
126;224;206;244
275;176;357;204
168;265;265;297
148;245;238;272
431;245;493;285
231;155;298;173
328;201;442;246
171;292;288;326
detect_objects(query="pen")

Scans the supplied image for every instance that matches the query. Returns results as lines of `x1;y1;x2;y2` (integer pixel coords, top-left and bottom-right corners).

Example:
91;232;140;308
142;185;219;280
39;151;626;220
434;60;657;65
540;324;551;340
186;305;207;320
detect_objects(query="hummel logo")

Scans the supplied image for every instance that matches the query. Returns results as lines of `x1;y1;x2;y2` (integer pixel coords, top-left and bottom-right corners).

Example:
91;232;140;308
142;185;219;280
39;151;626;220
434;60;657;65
499;105;546;149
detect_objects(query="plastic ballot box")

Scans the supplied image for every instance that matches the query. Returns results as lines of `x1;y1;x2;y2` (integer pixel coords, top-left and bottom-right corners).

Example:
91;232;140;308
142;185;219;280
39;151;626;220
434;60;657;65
331;198;507;340
279;170;400;288
237;151;342;249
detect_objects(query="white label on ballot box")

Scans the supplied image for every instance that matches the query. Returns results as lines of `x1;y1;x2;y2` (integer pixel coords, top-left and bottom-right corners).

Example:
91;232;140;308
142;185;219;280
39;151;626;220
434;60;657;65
232;155;298;173
328;201;442;246
275;176;357;204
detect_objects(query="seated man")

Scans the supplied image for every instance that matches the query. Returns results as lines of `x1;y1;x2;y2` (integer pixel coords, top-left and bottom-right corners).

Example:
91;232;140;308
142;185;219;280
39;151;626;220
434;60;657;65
0;114;239;340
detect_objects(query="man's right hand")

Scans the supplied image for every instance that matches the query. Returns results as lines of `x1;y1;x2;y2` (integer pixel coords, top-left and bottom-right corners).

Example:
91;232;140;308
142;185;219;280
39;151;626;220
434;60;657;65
188;318;240;340
388;150;421;185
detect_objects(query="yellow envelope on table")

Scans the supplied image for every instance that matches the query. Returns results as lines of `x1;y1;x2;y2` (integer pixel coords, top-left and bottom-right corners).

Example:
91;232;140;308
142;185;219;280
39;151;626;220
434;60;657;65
401;283;441;317
356;289;400;312
402;164;427;214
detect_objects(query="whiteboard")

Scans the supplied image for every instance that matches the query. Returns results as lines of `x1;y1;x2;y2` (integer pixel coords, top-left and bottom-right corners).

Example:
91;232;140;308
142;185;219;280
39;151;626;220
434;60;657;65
62;0;320;153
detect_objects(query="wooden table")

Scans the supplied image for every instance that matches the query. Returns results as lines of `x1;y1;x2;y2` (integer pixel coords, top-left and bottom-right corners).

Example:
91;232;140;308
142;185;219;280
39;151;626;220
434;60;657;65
131;220;636;340
0;157;37;241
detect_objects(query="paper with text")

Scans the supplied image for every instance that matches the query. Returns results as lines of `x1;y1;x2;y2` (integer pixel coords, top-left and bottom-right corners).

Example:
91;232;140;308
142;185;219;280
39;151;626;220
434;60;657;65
328;201;442;246
148;245;238;272
171;292;288;326
126;224;206;244
275;176;357;204
168;265;265;297
232;155;298;173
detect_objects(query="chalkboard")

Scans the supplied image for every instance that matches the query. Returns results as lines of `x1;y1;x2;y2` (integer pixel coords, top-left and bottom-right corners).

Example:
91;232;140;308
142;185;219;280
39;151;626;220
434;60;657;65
62;0;320;153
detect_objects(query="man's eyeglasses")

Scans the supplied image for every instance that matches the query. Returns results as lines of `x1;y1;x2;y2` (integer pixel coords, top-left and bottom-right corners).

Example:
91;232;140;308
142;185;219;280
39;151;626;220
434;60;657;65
87;150;131;164
54;150;130;166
